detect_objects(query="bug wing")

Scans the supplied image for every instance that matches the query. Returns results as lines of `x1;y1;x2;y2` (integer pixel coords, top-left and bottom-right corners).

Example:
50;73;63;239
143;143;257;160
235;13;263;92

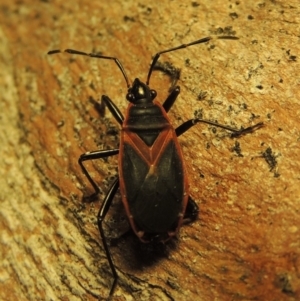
121;136;186;233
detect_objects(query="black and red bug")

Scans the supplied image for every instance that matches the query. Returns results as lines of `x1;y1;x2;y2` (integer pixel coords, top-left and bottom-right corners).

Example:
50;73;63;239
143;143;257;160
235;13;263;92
47;36;263;297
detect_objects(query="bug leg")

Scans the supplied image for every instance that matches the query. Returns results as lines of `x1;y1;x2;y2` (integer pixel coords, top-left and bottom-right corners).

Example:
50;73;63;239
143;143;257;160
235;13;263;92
183;196;199;223
90;95;124;126
78;149;119;201
175;119;263;137
152;61;181;92
97;178;120;297
162;86;181;112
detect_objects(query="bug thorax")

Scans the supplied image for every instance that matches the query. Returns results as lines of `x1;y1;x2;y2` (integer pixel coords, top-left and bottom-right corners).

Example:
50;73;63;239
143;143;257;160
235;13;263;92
126;78;157;104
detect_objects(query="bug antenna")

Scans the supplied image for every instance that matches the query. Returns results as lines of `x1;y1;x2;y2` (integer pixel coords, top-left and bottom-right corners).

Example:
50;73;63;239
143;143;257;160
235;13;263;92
146;35;239;86
47;49;131;89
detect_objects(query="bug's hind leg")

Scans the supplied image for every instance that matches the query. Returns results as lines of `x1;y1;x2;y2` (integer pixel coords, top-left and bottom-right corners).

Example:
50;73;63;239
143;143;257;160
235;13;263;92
97;178;120;297
183;196;199;223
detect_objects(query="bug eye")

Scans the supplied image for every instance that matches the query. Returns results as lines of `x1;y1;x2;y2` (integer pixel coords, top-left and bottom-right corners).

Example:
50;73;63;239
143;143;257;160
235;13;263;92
151;89;157;100
126;93;135;102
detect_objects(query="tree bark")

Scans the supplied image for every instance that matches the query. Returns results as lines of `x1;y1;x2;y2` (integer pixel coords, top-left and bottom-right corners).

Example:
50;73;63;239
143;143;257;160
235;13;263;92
0;1;299;300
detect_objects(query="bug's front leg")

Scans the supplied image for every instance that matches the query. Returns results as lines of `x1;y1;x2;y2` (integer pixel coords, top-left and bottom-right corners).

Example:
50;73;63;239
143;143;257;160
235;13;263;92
90;95;124;125
78;149;119;201
162;86;180;112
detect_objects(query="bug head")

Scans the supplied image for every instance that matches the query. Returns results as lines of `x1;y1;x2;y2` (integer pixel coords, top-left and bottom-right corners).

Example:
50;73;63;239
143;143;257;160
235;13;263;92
126;78;157;104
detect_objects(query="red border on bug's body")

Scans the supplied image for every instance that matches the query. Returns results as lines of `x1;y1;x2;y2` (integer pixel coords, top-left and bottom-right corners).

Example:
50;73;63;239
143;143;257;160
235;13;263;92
118;100;189;243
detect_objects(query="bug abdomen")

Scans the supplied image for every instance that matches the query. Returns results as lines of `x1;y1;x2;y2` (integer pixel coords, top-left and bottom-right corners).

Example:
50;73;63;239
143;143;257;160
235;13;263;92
119;128;188;237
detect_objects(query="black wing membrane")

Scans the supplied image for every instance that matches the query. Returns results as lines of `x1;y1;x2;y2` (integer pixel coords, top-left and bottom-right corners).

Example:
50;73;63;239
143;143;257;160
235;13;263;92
122;140;184;233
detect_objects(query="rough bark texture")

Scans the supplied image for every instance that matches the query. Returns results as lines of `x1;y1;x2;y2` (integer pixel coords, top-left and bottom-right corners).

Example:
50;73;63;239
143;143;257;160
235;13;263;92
0;1;299;300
